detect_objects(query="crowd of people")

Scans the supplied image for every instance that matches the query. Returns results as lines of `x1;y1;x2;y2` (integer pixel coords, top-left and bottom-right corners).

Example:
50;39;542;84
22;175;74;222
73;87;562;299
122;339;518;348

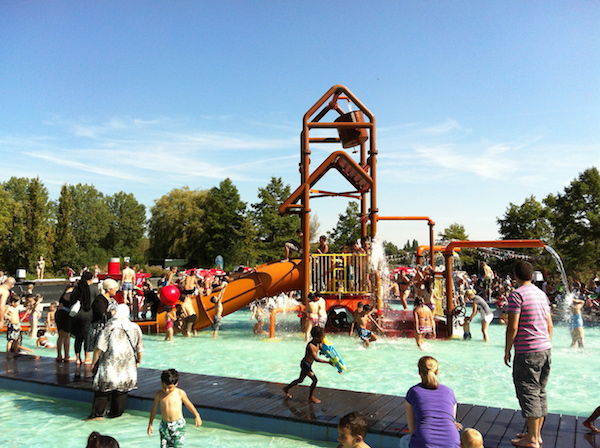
2;255;600;447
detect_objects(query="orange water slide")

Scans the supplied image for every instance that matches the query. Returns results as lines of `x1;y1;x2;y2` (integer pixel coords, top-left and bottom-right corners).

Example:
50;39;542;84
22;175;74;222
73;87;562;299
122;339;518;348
157;260;303;332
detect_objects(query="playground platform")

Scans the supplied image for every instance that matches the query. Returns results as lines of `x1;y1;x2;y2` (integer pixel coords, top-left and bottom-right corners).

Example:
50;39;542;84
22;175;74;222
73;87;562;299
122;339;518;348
0;355;593;447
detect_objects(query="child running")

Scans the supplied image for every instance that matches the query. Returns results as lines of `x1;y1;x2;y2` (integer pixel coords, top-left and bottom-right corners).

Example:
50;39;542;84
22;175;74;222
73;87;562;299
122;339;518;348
147;368;202;448
337;412;371;448
283;326;329;403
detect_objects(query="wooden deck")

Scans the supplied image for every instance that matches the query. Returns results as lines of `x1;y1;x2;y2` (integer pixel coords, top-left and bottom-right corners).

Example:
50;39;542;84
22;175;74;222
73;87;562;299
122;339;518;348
0;355;595;447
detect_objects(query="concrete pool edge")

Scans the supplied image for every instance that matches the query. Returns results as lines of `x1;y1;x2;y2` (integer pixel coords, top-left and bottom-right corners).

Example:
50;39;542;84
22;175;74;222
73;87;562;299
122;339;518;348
0;374;400;447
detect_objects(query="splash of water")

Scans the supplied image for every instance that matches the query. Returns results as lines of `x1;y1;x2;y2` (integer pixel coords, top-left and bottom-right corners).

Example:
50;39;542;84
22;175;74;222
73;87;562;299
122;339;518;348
544;245;571;295
544;245;575;320
370;238;392;306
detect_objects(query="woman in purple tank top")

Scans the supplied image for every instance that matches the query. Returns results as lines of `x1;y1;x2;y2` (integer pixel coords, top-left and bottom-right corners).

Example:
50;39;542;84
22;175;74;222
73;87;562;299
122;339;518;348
398;356;461;448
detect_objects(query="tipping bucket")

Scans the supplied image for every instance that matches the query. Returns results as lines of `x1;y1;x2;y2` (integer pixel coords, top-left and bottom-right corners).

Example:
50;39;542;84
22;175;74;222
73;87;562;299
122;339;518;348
335;110;368;149
108;258;121;276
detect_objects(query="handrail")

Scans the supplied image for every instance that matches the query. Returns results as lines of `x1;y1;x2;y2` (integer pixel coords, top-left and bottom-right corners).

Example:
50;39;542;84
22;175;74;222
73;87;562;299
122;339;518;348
309;253;369;295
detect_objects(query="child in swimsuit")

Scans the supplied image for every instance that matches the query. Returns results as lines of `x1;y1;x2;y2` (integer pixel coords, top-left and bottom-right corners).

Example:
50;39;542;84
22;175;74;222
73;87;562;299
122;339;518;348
570;298;585;348
147;368;202;448
283;326;329;403
165;307;176;342
354;304;378;348
413;297;435;351
36;329;55;349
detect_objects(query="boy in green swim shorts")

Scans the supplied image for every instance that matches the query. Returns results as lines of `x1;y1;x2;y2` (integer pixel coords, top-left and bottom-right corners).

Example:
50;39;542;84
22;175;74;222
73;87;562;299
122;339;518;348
147;369;202;447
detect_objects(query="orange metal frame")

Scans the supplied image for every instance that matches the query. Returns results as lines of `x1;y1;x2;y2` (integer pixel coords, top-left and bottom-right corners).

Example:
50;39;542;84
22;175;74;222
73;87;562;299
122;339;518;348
415;244;461;266
442;239;546;329
376;216;436;267
280;85;378;306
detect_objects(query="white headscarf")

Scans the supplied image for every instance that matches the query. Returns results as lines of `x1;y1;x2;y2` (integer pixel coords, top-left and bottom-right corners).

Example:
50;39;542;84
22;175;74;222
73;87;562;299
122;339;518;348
114;304;130;321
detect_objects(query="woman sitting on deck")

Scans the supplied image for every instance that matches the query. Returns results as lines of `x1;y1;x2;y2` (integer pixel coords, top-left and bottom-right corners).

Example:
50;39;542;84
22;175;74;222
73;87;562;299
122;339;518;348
399;356;461;448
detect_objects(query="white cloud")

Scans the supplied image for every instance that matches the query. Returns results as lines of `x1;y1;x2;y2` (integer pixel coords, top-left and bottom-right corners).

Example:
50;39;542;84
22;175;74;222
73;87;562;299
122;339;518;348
415;144;518;179
417;119;462;135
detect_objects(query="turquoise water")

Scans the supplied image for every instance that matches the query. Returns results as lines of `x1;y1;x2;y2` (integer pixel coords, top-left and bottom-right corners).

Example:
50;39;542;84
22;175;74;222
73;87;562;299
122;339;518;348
0;389;334;448
22;309;598;416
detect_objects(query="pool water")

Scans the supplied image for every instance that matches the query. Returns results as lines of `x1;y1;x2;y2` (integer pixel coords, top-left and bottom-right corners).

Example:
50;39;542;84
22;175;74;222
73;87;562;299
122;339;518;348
22;309;598;417
0;389;335;448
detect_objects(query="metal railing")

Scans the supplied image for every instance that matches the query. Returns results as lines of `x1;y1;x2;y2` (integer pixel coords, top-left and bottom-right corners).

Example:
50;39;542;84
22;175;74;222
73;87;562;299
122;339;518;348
309;253;370;294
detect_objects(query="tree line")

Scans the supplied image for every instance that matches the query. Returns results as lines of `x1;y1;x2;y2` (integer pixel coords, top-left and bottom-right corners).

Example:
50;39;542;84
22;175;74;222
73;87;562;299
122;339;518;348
1;167;597;277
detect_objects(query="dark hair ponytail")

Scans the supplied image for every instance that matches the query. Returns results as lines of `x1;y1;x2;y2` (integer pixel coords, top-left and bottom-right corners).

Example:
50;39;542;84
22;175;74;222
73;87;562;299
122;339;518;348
86;431;120;448
73;271;93;311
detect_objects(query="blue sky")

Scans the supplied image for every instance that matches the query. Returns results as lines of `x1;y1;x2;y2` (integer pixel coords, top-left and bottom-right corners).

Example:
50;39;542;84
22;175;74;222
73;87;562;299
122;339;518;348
1;1;599;247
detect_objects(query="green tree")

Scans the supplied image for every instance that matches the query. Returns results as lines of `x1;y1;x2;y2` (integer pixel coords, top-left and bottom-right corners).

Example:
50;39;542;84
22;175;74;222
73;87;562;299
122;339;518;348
68;184;111;266
54;184;79;270
0;177;52;272
383;240;401;256
544;167;600;274
103;191;146;261
497;195;552;241
251;177;299;262
437;223;468;244
200;178;250;268
328;201;361;251
148;187;208;263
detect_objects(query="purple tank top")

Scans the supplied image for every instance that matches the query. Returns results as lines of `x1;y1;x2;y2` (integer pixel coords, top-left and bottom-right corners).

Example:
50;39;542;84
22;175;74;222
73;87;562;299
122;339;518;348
406;383;460;448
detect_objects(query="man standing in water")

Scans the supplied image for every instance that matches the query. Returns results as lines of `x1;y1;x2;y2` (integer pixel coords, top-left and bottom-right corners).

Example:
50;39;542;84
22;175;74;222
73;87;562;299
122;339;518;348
482;262;494;300
504;261;552;448
121;262;136;309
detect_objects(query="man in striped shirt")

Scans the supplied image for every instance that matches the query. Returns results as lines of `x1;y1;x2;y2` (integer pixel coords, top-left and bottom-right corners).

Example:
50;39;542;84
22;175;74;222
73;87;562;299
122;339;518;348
504;261;553;448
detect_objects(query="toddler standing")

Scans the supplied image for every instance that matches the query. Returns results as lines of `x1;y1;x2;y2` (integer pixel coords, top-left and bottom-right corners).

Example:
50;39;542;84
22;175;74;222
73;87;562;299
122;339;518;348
147;369;202;448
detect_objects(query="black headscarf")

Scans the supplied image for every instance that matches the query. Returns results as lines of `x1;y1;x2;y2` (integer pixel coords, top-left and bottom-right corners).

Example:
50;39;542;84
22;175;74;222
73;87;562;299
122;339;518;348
72;271;93;312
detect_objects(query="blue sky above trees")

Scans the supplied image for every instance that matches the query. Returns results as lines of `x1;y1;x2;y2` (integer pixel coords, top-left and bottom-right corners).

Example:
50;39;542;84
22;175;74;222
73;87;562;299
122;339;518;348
1;0;598;245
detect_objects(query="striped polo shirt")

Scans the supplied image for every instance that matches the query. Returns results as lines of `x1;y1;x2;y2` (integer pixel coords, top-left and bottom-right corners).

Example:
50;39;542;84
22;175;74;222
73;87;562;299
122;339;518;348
506;283;551;354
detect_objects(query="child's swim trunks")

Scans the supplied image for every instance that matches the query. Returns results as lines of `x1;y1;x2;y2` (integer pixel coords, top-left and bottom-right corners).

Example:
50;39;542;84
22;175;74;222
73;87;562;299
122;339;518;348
212;315;222;330
300;359;313;374
6;323;20;341
160;417;186;448
357;327;372;341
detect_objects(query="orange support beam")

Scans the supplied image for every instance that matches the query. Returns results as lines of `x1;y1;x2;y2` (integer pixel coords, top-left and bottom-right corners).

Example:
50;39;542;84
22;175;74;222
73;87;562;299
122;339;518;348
443;239;545;336
375;216;436;267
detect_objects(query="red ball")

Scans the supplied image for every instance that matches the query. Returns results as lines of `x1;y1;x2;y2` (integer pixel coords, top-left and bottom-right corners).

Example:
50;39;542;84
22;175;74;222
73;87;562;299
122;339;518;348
160;285;181;306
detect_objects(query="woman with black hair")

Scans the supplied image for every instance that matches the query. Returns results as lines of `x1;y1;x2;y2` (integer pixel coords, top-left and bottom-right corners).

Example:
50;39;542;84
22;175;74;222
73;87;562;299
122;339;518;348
86;431;119;448
70;271;94;365
55;283;74;362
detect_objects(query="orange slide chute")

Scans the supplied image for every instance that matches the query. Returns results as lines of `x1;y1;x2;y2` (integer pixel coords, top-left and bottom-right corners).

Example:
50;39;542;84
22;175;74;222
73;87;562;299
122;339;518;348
157;260;303;332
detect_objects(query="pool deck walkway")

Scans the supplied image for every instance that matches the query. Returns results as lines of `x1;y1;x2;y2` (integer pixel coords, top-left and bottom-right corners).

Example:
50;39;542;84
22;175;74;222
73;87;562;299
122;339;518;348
0;355;595;447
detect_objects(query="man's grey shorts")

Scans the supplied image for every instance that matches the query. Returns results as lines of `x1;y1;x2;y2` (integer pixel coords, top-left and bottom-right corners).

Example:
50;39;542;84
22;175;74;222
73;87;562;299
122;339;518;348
513;349;551;418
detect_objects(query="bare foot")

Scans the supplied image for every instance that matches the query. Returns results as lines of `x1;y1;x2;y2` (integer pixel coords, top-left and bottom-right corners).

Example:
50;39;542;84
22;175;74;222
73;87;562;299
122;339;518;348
75;359;81;365
85;416;104;421
583;420;600;433
55;357;63;363
62;357;72;363
309;396;321;404
282;387;292;399
516;433;543;444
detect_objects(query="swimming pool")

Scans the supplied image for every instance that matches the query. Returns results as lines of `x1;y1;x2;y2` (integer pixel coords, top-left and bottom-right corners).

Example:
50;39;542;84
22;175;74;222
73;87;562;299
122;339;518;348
0;389;334;448
22;309;598;417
